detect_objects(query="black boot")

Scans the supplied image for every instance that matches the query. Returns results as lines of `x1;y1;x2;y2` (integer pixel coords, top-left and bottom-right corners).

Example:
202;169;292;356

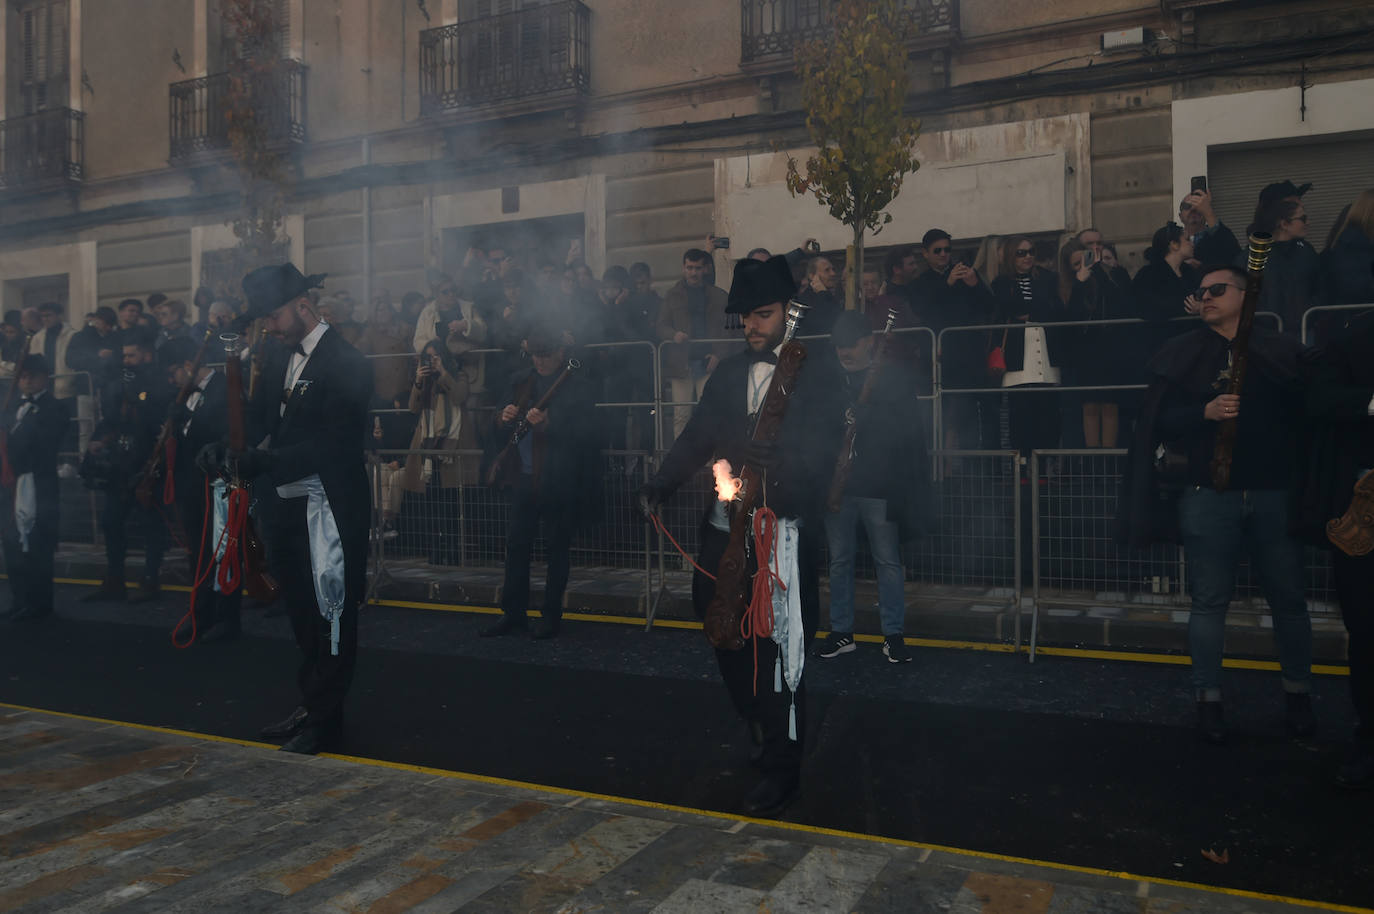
1336;742;1374;790
1197;700;1226;745
81;577;127;603
481;614;527;637
1285;692;1316;738
260;706;308;739
743;772;800;818
531;617;561;640
128;579;163;604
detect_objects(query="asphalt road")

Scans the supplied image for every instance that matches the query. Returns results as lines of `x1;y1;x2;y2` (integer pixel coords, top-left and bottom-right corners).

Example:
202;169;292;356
1;584;1370;909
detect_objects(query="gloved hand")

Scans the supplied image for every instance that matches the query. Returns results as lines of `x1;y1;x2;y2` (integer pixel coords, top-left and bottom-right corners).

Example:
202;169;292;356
636;482;666;521
231;448;275;480
195;441;228;479
743;439;782;472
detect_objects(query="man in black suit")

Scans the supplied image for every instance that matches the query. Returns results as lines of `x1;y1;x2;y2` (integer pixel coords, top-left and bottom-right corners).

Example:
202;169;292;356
203;264;373;754
1;356;70;622
482;325;599;641
162;337;242;643
638;255;844;817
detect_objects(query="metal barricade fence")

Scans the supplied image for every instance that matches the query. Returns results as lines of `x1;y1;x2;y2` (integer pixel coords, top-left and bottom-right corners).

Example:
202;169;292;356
1301;302;1374;344
1027;449;1339;662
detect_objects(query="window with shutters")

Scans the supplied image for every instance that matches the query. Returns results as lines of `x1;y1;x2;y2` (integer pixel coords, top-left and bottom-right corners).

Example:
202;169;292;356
9;0;69;116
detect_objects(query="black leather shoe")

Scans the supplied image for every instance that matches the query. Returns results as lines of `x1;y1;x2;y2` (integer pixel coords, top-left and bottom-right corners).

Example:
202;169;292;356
743;774;799;818
1285;692;1316;738
747;720;765;769
481;615;527;638
81;583;126;603
128;582;163;604
260;706;308;739
199;621;241;644
6;605;53;623
279;723;341;756
1197;700;1226;745
531;618;560;640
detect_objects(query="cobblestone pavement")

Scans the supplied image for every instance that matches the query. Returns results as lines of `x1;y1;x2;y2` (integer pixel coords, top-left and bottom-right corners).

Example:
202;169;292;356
1;708;1360;914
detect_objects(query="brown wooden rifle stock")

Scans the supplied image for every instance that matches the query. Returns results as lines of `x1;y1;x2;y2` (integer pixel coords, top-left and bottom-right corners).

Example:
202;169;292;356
827;309;898;513
703;300;809;652
135;327;216;508
485;358;581;487
1210;233;1273;493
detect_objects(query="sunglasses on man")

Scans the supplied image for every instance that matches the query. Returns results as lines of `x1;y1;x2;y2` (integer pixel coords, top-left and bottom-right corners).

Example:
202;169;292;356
1192;282;1245;300
1014;248;1034;257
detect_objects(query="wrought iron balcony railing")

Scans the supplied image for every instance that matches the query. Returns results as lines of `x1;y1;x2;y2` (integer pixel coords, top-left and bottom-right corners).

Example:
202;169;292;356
168;60;307;164
741;0;957;66
0;107;84;193
420;1;590;118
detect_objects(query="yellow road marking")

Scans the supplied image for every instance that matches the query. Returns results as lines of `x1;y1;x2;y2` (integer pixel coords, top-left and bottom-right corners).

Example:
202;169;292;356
2;701;1367;914
29;577;1353;675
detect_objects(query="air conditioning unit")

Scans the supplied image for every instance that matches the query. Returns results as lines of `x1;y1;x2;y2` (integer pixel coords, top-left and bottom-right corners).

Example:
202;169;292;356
1102;27;1148;52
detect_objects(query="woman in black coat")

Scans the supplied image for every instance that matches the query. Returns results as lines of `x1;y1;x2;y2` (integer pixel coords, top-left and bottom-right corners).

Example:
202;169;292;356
1320;191;1374;339
1132;223;1202;365
1059;239;1142;448
990;235;1065;456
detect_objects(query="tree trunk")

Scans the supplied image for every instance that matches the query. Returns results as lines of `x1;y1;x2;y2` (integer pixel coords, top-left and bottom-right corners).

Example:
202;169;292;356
850;222;865;311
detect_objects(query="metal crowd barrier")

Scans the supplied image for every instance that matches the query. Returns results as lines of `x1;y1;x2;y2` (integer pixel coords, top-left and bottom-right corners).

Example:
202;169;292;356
1025;449;1338;663
1301;303;1374;344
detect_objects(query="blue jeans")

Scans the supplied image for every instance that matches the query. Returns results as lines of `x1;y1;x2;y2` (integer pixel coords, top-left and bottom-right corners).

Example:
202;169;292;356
824;496;906;635
1178;488;1311;699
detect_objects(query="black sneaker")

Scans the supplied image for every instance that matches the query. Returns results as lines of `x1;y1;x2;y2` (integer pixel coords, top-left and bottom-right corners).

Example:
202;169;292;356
1285;692;1316;738
1197;700;1226;745
815;632;855;658
882;635;912;664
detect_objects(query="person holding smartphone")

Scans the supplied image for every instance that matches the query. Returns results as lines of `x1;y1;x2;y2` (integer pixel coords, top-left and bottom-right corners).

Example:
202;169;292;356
1179;177;1242;266
402;341;473;565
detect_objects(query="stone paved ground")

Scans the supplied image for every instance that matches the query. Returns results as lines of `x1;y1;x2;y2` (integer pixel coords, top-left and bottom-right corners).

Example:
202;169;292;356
1;708;1360;914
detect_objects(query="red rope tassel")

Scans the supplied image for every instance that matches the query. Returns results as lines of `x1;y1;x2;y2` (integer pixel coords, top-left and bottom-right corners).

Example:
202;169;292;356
740;505;784;695
216;486;250;596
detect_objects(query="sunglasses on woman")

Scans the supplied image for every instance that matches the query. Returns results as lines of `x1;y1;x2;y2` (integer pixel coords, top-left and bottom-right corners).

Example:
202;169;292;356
1014;248;1034;257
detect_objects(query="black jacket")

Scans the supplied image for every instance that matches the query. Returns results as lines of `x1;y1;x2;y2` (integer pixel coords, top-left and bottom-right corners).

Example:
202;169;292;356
1321;226;1374;308
1115;325;1303;547
910;267;994;388
1062;264;1143;387
172;369;233;501
795;287;843;336
990;271;1066;377
94;365;172;478
2;389;69;537
65;327;121;392
1293;310;1374;545
651;343;845;528
1258;238;1325;339
1132;259;1202;360
250;326;374;602
488;365;601;517
839;358;931;541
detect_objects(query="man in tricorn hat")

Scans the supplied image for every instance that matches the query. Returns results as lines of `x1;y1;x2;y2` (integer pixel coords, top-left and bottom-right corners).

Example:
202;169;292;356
200;263;373;754
638;255;843;817
1;355;70;623
481;324;599;641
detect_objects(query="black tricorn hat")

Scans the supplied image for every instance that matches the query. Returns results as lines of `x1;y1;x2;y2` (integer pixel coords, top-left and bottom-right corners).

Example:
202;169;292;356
727;255;796;315
241;264;327;320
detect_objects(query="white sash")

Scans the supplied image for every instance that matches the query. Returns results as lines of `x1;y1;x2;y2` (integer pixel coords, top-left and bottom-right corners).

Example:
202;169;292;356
210;479;229;593
276;474;347;654
14;472;36;552
769;517;805;741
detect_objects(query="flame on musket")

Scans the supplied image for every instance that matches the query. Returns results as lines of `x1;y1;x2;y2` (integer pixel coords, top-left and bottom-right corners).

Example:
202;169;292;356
712;459;743;502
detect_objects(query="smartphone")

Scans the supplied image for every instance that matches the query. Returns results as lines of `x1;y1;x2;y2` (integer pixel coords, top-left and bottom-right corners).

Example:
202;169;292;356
1190;175;1208;194
806;240;821;254
1082;249;1096;268
711;236;731;250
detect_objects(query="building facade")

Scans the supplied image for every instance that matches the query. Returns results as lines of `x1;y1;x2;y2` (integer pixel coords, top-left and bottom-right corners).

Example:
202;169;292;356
2;0;1373;322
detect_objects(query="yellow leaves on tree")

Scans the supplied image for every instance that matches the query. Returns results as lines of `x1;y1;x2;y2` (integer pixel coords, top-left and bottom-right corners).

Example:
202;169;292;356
784;0;922;305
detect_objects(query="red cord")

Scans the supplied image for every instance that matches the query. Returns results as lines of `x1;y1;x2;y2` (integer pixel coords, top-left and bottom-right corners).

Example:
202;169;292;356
649;512;716;580
171;478;214;649
740;506;784;694
216;486;250;595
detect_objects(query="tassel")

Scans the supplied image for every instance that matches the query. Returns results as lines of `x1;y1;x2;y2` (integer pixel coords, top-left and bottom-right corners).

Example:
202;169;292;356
331;617;340;656
788;701;797;741
774;655;782;693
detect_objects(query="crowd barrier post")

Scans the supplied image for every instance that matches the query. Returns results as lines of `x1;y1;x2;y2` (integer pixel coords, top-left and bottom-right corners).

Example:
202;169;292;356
1301;303;1374;344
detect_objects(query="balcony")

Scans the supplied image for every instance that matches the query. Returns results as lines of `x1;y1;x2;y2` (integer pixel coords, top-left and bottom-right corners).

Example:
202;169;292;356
0;108;84;194
741;0;958;70
168;60;307;165
419;1;590;121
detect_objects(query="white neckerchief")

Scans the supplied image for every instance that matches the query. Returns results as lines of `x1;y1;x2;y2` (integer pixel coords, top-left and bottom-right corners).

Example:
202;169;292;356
282;321;329;415
746;344;784;415
14;396;37;429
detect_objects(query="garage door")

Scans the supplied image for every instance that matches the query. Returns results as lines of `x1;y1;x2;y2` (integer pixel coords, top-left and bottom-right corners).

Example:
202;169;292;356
1208;133;1374;248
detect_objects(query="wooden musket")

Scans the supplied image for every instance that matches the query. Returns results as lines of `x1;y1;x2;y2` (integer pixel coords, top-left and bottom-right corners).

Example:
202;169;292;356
1210;232;1273;493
